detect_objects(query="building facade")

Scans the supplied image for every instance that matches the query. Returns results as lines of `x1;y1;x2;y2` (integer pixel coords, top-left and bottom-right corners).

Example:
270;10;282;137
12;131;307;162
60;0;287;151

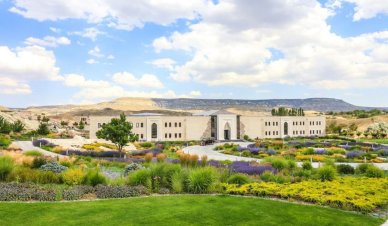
89;111;326;141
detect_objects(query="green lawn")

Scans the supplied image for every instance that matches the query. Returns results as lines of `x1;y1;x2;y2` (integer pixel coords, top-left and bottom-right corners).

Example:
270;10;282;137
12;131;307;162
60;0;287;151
0;195;383;226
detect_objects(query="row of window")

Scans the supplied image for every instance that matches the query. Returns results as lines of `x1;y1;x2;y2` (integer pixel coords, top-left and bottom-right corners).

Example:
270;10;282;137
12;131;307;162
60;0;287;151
165;133;182;139
135;134;144;139
292;121;305;126
265;122;279;126
310;121;322;126
135;123;144;128
310;130;322;134
292;130;306;135
165;122;182;128
265;131;279;136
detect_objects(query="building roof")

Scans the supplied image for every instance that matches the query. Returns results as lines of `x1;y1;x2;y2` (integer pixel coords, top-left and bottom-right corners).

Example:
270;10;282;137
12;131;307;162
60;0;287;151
193;109;235;116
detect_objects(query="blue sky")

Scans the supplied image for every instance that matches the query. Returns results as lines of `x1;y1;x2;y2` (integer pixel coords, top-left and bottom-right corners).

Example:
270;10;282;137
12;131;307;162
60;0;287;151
0;0;387;108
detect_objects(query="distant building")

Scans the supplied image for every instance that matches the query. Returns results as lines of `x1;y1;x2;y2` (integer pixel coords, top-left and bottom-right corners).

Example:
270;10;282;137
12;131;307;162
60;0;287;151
89;110;326;141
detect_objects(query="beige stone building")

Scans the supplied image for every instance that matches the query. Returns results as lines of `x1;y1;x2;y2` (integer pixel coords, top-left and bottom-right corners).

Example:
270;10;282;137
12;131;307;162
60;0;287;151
89;110;326;141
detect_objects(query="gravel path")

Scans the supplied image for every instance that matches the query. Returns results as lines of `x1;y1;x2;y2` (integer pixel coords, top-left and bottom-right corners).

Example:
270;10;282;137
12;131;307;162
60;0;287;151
183;142;388;170
13;141;65;158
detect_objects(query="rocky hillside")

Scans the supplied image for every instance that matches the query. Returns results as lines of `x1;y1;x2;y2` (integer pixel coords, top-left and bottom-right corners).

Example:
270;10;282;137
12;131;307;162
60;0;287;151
152;98;385;112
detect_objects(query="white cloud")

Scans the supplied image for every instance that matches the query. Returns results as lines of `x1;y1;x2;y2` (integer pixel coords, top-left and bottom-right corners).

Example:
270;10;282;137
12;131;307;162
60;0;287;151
9;0;210;31
0;45;62;81
86;59;98;64
107;54;115;60
338;0;388;21
152;0;388;90
49;27;61;33
24;36;71;47
149;58;176;71
71;27;105;41
63;74;110;88
0;77;31;94
112;72;164;89
88;46;104;58
189;90;201;97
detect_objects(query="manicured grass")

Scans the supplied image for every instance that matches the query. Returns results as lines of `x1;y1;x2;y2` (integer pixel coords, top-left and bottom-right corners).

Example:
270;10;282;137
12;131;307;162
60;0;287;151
0;195;383;226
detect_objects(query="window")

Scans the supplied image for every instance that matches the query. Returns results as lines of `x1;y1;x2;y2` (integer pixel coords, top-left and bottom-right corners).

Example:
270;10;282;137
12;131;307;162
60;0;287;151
165;122;167;127
141;123;144;128
296;131;298;135
179;122;182;127
276;122;278;126
136;123;139;128
169;133;172;138
98;123;101;128
284;122;288;135
175;133;177;138
165;133;167;138
169;122;171;127
265;131;267;135
265;122;267;126
276;131;279;135
179;133;182;138
141;134;144;139
273;122;275;126
175;122;177;127
151;123;157;139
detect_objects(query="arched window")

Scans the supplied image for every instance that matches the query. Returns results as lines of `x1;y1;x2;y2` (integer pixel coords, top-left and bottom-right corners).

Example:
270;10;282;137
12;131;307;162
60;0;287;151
284;122;288;135
224;122;231;140
151;123;157;139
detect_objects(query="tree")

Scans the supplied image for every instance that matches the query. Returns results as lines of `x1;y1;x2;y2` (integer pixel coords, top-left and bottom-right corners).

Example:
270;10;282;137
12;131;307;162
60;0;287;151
37;115;41;121
0;116;12;134
61;121;69;127
78;120;85;130
12;120;25;133
41;116;50;123
96;113;138;158
36;122;50;135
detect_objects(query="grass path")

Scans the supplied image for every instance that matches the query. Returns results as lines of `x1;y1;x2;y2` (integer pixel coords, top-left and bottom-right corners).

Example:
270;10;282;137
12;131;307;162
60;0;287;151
0;195;384;226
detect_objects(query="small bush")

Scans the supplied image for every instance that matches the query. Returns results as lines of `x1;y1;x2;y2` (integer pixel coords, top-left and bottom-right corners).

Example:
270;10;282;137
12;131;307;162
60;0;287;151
266;158;287;171
159;187;170;194
0;136;11;148
302;161;312;170
40;161;68;173
187;167;217;193
63;168;85;185
171;171;187;193
83;169;107;186
201;155;208;167
227;173;251;185
317;166;337;181
336;164;355;175
356;163;370;174
144;153;153;163
0;156;14;181
189;154;199;167
365;165;384;178
95;185;143;199
24;150;43;157
32;157;47;169
63;185;95;200
156;153;167;163
139;142;153;148
124;163;144;176
127;169;151;189
0;183;56;201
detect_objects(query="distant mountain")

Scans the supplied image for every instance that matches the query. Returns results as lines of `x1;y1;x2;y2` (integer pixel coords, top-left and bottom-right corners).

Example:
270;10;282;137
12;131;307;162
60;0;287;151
152;98;386;112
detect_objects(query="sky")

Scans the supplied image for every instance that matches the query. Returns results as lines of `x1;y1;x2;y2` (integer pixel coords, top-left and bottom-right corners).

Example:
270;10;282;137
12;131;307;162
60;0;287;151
0;0;388;108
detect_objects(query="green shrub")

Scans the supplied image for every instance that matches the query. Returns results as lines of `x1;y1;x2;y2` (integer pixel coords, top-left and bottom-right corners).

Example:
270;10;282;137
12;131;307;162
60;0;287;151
259;171;288;184
139;142;153;148
63;185;95;200
0;136;11;148
227;173;251;185
302;161;312;170
127;169;151;189
356;163;370;174
365;165;384;178
0;183;56;201
171;171;187;193
95;185;147;199
149;163;181;191
241;150;251;157
265;157;287;171
24;150;43;157
36;170;62;184
317;166;337;181
0;156;14;181
62;168;85;185
124;163;144;176
40;161;68;173
187;167;217;193
83;169;107;186
336;164;355;175
32;157;47;169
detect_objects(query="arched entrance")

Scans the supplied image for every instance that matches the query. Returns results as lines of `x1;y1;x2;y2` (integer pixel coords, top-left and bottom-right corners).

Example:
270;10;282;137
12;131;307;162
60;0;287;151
151;123;157;139
284;122;288;136
224;122;231;140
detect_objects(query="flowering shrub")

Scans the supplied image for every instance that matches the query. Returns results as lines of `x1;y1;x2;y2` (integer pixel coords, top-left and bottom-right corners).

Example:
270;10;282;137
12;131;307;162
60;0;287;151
32;139;50;147
61;150;121;158
346;151;365;159
313;148;327;155
223;177;388;212
231;162;275;175
0;183;56;201
62;168;84;185
63;185;95;200
95;185;146;198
